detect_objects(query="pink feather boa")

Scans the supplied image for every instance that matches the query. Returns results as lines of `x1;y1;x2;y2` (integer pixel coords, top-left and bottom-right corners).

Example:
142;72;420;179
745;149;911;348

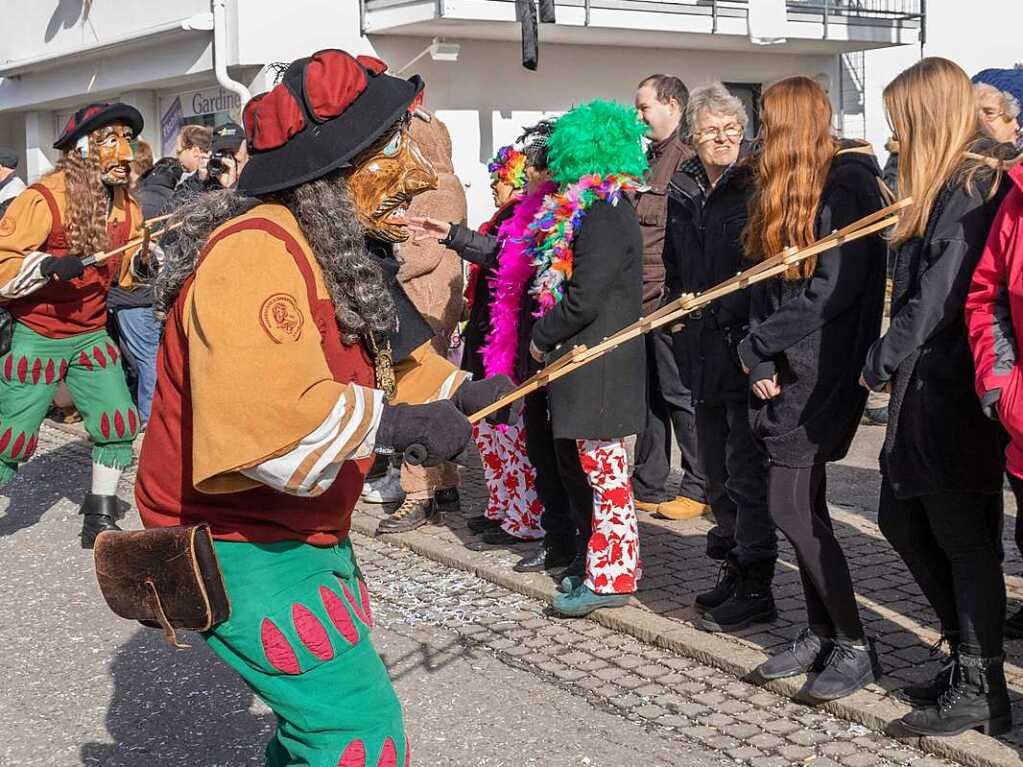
479;181;558;382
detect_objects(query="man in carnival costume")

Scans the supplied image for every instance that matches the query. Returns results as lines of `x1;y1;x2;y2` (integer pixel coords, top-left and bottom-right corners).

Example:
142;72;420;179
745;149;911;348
135;49;512;766
0;102;145;547
526;101;648;616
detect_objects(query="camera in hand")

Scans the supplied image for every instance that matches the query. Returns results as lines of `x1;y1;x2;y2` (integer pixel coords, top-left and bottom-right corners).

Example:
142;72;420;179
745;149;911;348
206;150;235;182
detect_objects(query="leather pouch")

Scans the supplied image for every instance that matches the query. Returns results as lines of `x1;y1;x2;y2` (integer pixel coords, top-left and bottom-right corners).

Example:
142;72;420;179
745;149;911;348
93;525;230;648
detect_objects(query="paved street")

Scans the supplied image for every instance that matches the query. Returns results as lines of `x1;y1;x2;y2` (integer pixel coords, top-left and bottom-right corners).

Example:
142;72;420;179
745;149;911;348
0;419;1007;766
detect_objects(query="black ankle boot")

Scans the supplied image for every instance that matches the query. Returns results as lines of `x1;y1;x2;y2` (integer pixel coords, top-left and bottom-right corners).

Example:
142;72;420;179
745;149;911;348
895;633;959;707
695;559;740;613
698;559;777;633
804;637;882;701
900;652;1012;737
80;494;121;549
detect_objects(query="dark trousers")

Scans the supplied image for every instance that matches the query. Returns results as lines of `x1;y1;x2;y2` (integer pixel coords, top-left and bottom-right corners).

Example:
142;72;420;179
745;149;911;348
523;390;578;554
553;438;595;558
633;330;706;504
695;398;776;566
769;464;863;640
878;480;1005;657
1010;474;1023;559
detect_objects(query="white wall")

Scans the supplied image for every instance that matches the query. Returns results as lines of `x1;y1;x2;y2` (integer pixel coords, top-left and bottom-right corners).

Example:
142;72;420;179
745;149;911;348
863;0;1023;165
0;0;209;65
366;37;837;224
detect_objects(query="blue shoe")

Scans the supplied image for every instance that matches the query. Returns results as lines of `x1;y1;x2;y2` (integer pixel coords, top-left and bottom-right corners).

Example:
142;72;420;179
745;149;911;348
559;574;584;593
553;584;629;617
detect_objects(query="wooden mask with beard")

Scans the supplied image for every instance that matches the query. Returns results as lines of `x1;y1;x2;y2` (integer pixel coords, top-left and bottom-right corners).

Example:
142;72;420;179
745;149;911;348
344;117;438;243
92;123;135;187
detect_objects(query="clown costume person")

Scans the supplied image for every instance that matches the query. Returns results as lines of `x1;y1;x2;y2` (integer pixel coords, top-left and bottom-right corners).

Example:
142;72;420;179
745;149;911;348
0;102;145;547
526;101;648;617
135;50;513;767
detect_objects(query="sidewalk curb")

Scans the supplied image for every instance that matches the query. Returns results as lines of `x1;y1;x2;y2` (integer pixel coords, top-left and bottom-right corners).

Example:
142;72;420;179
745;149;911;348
352;512;1022;767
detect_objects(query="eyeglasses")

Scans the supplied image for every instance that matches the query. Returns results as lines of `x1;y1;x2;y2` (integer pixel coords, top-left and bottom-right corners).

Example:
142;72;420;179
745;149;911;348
979;107;1007;122
695;124;743;143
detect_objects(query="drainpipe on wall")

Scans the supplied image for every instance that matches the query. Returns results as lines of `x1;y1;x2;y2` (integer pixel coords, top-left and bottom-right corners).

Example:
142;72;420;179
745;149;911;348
211;0;251;109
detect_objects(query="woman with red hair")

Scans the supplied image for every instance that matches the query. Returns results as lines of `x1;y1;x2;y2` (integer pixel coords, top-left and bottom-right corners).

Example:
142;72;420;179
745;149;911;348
737;76;889;700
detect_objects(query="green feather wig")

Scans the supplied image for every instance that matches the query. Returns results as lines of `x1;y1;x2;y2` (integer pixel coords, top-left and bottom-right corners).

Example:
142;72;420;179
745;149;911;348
547;99;650;185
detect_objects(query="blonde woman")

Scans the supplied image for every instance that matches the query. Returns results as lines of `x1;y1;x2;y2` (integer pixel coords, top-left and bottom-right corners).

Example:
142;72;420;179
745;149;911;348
860;57;1012;737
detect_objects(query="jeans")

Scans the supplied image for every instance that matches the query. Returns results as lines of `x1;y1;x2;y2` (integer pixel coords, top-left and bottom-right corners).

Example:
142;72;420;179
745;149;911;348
695;398;776;566
633;329;706;503
768;464;863;640
878;480;1005;657
114;306;161;426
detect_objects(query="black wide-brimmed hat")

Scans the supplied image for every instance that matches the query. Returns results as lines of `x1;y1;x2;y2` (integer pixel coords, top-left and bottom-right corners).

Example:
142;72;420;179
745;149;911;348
236;49;423;196
53;102;144;152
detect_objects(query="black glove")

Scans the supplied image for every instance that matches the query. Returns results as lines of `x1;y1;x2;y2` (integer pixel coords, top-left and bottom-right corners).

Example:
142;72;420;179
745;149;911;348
450;375;518;425
39;256;85;282
376;400;473;467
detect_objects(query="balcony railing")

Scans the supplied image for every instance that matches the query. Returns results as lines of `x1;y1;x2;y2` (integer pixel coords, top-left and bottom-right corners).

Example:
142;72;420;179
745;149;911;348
360;0;924;41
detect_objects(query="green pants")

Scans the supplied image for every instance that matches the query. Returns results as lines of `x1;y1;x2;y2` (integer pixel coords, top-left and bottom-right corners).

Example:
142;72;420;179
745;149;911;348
0;323;138;485
206;538;407;767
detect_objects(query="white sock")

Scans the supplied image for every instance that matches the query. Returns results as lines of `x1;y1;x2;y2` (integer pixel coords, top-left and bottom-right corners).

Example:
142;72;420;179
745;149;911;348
91;462;123;496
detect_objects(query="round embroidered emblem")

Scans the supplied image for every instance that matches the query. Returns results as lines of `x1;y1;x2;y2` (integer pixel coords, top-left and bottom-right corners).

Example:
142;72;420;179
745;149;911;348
0;217;15;237
259;293;304;343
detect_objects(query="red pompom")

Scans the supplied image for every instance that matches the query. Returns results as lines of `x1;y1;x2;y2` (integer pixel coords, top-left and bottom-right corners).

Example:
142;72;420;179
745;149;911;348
243;85;306;151
305;50;368;122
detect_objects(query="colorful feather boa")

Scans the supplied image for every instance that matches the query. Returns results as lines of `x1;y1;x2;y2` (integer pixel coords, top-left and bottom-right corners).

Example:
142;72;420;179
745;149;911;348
529;173;641;315
479;181;558;381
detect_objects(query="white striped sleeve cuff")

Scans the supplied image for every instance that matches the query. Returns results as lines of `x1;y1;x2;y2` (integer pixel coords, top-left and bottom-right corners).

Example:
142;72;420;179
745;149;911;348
0;251;49;299
429;369;471;402
240;384;385;497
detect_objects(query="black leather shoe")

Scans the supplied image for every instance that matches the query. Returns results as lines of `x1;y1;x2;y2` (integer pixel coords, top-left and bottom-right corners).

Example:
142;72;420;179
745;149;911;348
894;633;958;707
803;637;882;701
467;515;501;534
80;494;122;549
900;652;1011;736
698;559;776;633
757;627;833;680
376;497;435;534
513;545;574;573
480;526;530;545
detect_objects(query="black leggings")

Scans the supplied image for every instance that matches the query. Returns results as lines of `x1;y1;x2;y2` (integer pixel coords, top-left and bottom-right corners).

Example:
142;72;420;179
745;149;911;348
878;480;1005;657
768;464;864;641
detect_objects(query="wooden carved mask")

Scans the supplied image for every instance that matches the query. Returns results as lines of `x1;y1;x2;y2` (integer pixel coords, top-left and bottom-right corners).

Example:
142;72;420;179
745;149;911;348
344;119;438;243
93;123;135;187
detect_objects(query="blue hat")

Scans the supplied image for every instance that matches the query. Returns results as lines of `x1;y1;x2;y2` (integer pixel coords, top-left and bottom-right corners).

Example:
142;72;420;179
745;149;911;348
972;68;1023;113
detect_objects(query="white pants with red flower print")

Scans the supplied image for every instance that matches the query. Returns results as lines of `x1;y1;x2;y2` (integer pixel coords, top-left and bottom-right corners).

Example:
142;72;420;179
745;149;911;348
577;438;640;595
473;418;545;540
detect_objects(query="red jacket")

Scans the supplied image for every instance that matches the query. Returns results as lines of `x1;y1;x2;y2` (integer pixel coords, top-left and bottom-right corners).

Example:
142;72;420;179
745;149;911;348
966;162;1023;477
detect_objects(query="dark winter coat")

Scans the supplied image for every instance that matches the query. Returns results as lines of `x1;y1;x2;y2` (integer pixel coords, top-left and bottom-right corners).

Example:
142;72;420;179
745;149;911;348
443;201;518;380
109;159;184;310
862;160;1010;498
531;198;646;440
663;149;755;405
737;144;888;467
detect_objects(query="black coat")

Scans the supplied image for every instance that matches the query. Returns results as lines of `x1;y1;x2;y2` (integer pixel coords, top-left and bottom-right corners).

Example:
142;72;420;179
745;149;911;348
664;154;755;405
532;199;646;440
444;203;517;380
861;165;1010;498
737;146;888;467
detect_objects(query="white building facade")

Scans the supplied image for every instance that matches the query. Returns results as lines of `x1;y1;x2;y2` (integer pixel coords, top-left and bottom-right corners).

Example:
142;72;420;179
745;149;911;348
0;0;949;224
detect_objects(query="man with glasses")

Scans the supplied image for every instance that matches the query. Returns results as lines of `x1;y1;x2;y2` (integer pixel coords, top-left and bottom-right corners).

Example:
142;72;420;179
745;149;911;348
630;74;710;523
663;82;777;633
173;124;212;189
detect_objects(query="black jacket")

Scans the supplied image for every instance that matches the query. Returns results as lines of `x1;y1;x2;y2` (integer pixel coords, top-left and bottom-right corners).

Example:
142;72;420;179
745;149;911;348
738;145;888;467
664;152;755;404
862;163;1010;498
532;199;646;440
109;159;185;310
367;239;435;364
444;203;516;380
